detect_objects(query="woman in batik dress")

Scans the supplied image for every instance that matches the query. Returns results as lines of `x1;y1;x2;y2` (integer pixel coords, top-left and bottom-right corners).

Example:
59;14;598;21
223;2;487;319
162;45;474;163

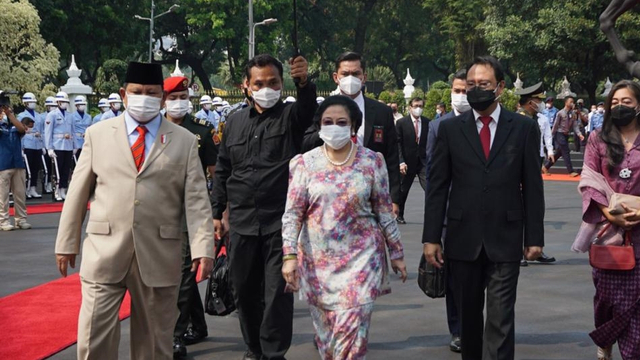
580;80;640;360
281;96;407;360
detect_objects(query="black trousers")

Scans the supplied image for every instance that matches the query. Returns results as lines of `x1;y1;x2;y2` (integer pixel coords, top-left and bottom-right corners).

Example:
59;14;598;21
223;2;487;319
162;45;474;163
449;248;520;360
445;257;460;337
399;162;426;218
23;149;42;188
174;233;207;337
544;133;574;173
228;230;293;360
54;150;73;188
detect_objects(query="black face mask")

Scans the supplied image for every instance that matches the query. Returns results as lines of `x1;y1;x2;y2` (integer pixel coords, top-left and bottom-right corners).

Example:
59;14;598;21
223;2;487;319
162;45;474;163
611;105;639;127
467;87;498;111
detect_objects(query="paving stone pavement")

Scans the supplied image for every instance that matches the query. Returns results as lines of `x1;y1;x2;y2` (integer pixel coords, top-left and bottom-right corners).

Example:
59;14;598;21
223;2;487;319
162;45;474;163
0;180;612;359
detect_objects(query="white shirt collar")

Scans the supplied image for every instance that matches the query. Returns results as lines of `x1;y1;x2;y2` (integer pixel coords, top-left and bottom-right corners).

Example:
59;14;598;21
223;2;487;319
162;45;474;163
124;111;162;137
472;104;501;124
353;92;365;113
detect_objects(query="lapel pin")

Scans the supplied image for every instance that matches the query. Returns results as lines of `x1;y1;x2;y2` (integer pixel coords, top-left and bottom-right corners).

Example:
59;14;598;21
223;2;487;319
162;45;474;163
161;134;167;145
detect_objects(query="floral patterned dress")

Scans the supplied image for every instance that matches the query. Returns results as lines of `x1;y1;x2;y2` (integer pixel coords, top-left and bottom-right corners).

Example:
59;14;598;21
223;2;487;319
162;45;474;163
282;144;403;359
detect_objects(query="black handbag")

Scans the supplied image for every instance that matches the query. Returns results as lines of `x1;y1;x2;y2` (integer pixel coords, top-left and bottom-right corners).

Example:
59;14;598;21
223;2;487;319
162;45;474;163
417;254;446;298
204;236;236;316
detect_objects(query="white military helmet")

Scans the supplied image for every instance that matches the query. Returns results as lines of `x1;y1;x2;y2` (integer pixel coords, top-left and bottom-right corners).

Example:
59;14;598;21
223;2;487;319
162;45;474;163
221;100;230;106
284;96;296;103
97;98;109;108
200;95;212;105
316;96;325;104
107;93;122;104
212;96;223;106
55;91;70;103
22;92;37;104
74;95;87;106
45;96;56;107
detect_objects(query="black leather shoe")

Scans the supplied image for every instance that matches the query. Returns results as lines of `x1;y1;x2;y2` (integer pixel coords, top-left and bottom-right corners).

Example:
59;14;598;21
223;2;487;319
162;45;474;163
173;337;187;359
242;350;261;360
396;217;406;224
534;252;556;263
520;259;528;267
183;327;208;345
449;335;461;353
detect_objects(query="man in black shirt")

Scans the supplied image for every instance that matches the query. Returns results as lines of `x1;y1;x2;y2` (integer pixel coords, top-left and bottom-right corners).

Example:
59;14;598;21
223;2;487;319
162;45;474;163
210;54;317;360
163;76;218;359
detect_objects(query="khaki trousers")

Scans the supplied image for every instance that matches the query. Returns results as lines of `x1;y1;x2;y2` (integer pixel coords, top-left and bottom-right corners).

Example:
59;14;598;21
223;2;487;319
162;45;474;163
77;254;179;360
0;168;26;225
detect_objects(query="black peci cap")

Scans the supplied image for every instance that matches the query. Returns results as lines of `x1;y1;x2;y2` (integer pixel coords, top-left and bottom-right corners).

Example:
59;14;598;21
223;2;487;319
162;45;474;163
125;62;163;86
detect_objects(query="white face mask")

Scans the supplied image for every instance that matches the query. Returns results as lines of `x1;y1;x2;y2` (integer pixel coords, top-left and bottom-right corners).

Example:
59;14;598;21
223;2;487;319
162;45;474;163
598;108;604;114
339;76;362;96
77;105;86;112
319;124;352;150
411;107;423;117
59;102;68;110
203;104;212;111
451;94;471;113
165;99;190;119
252;87;281;109
531;101;545;114
100;106;109;113
27;103;37;110
125;93;162;123
188;103;193;114
545;103;552;109
112;103;122;111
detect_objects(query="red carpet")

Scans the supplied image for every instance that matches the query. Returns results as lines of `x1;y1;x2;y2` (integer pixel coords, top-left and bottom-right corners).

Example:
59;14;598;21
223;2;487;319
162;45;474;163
9;202;90;216
543;173;581;182
0;274;130;360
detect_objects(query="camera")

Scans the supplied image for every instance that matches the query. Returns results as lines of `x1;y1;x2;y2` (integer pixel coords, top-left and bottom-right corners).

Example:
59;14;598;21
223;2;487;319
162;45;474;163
0;90;18;107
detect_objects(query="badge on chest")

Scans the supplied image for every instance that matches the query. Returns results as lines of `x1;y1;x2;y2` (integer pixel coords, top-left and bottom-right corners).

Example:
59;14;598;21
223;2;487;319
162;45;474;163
373;125;384;144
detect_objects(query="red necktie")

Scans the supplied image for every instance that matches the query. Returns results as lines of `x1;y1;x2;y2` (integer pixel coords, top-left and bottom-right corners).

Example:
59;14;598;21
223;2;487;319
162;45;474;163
414;119;420;143
131;125;147;172
479;116;492;159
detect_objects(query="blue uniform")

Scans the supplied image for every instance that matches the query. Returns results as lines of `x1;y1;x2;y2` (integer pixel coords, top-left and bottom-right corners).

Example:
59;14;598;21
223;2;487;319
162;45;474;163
194;108;220;130
99;109;120;122
92;113;104;125
18;110;44;150
590;112;604;132
0;121;25;171
72;111;92;149
44;108;75;151
542;107;559;127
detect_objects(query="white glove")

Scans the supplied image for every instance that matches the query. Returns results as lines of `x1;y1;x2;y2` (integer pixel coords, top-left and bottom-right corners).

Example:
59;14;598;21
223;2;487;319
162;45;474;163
48;149;57;158
41;148;46;155
73;149;77;155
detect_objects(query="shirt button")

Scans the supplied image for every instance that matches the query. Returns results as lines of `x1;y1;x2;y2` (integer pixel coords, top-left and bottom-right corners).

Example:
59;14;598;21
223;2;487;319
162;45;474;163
133;222;138;227
136;178;141;183
254;135;258;139
134;200;140;205
484;168;490;174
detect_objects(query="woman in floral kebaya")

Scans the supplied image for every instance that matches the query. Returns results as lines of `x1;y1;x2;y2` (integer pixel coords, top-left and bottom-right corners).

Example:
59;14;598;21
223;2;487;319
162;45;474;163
281;96;407;360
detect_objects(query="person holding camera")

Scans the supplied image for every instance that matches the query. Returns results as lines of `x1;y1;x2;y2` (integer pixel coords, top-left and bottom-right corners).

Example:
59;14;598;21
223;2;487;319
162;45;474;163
0;105;31;231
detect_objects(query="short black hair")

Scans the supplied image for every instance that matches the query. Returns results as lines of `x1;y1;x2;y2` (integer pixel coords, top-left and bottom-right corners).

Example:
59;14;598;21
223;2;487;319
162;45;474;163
564;96;575;103
313;95;363;133
465;55;504;83
335;52;366;72
452;68;467;82
410;97;424;106
245;54;284;82
437;102;446;108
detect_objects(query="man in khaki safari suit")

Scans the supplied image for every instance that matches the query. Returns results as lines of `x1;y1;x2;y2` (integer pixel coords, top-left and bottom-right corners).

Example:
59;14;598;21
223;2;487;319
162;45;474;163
54;62;215;360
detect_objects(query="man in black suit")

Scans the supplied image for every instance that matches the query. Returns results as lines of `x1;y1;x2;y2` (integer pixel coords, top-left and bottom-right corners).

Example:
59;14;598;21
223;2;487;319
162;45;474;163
396;96;429;224
422;56;545;360
301;52;401;212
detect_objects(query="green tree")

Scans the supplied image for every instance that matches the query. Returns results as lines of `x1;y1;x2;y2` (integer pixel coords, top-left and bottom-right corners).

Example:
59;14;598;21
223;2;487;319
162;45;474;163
0;0;59;107
31;0;148;84
94;59;128;95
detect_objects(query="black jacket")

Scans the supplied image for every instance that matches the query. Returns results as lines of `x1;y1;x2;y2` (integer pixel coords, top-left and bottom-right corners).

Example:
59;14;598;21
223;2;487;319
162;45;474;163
301;96;401;204
396;115;429;172
210;83;317;236
421;107;544;262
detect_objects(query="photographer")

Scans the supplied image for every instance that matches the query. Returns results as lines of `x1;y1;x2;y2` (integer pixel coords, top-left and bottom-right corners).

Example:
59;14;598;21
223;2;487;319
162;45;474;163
0;105;31;231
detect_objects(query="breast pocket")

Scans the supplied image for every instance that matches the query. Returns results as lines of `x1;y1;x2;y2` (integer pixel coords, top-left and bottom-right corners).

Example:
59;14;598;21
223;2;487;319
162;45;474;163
262;125;287;162
226;137;248;166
